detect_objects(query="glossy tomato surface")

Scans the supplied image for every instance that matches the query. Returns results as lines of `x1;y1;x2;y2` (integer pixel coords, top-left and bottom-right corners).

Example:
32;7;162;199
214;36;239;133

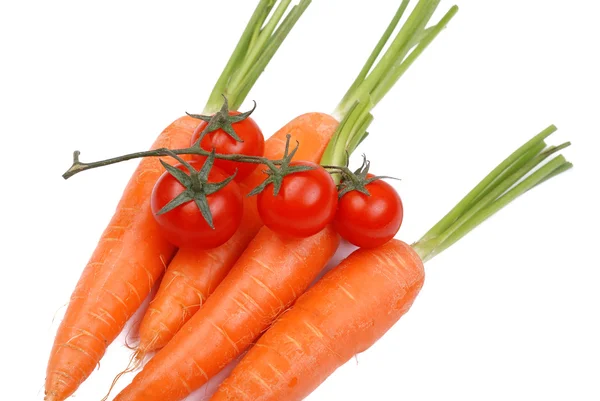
190;111;264;181
257;161;338;238
334;177;403;248
151;161;243;249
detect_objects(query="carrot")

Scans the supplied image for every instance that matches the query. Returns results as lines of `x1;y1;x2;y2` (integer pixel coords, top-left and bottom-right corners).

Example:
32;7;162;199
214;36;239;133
46;2;311;400
112;2;458;401
134;0;458;357
137;112;338;353
210;127;573;401
45;116;197;401
114;225;340;401
211;240;423;401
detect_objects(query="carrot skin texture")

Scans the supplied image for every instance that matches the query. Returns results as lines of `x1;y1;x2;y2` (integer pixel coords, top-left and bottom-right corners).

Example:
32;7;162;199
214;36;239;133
115;225;340;401
137;112;340;352
137;192;262;352
211;240;425;401
44;116;199;401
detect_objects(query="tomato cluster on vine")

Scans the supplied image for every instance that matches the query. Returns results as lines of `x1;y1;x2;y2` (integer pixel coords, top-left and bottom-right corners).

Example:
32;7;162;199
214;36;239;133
150;107;403;251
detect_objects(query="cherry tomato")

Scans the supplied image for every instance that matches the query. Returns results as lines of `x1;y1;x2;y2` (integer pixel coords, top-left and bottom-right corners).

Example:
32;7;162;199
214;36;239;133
151;161;243;249
257;161;338;238
190;112;264;181
333;177;403;248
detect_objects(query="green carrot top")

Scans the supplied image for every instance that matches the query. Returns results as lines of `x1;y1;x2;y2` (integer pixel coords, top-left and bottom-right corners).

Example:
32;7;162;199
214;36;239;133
204;0;311;114
321;0;459;168
412;125;573;262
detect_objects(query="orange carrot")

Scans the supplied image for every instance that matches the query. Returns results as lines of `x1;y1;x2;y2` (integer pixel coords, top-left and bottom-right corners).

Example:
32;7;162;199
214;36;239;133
47;1;312;399
210;127;572;401
211;240;423;401
104;4;458;401
134;0;459;356
55;2;454;399
114;225;340;401
137;112;338;353
45;116;199;401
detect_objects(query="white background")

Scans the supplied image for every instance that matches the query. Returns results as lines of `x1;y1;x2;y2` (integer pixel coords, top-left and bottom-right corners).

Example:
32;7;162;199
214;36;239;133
1;0;599;400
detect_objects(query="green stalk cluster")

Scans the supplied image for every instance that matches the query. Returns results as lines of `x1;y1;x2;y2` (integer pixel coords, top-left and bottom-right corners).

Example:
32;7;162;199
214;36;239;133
412;125;573;262
320;0;459;168
204;0;311;114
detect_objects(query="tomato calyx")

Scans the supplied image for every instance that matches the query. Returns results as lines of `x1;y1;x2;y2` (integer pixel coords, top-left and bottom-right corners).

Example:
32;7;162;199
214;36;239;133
334;155;398;198
157;150;236;229
248;135;315;196
186;95;256;144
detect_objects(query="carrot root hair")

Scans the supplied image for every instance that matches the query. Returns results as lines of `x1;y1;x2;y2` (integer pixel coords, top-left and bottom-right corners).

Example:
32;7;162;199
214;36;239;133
134;326;164;360
100;348;147;401
101;328;161;401
50;302;69;326
123;319;142;351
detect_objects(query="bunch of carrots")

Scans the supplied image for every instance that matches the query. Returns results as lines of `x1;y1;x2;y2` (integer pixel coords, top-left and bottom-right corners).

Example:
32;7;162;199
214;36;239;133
47;1;572;401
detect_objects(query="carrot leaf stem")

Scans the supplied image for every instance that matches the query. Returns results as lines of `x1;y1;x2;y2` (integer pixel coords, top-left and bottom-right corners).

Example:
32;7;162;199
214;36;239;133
321;0;457;168
321;97;374;171
417;157;572;261
233;0;311;107
204;0;310;114
226;0;292;96
412;126;573;262
418;143;570;257
468;141;547;207
418;124;558;243
336;0;410;113
371;5;458;105
204;0;273;114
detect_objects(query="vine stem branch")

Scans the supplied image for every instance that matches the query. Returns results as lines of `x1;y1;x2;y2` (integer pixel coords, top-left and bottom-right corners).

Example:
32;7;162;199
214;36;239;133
63;136;296;180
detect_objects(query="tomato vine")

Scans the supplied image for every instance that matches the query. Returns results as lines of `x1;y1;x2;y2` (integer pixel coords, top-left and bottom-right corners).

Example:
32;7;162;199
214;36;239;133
61;98;394;237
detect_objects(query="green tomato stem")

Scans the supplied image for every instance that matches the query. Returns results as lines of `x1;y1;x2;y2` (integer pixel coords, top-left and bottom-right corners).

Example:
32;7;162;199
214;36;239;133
63;135;293;179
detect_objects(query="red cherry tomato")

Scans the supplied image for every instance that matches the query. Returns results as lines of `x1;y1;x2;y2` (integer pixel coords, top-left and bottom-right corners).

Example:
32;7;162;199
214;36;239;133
190;111;264;181
333;177;403;248
151;161;243;249
257;161;338;238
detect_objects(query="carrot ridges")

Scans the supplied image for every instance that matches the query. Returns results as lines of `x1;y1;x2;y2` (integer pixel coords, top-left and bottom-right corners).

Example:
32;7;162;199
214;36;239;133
210;240;424;401
113;225;340;401
45;116;199;401
134;112;340;355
